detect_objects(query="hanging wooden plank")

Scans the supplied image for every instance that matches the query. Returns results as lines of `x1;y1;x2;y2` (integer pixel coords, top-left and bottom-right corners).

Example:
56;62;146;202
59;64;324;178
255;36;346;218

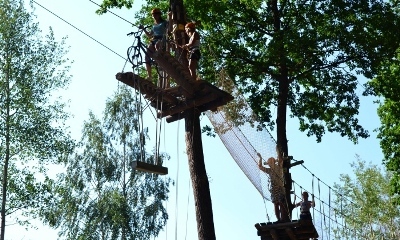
133;161;168;175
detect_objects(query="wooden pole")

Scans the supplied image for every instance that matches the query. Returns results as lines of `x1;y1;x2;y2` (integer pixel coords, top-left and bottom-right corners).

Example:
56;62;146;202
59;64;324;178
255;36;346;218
170;1;216;238
185;108;216;240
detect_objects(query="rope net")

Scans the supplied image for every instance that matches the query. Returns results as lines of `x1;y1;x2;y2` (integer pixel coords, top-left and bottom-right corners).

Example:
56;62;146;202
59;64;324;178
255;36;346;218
205;70;281;202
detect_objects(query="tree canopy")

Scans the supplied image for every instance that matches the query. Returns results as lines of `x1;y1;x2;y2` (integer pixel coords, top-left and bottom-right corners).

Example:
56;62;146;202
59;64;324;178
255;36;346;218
0;0;74;238
99;0;400;153
368;47;400;198
97;0;400;218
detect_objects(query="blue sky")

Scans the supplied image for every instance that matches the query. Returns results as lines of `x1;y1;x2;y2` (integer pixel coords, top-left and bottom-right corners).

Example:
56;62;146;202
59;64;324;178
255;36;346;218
8;1;383;239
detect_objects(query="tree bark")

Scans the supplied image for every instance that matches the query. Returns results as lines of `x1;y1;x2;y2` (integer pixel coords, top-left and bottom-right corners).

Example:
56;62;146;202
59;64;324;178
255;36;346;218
271;0;294;221
170;0;189;68
185;109;216;240
1;61;11;240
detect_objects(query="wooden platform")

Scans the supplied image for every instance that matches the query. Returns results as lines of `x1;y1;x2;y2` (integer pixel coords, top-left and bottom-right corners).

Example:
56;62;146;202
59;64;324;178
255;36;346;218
255;220;319;240
115;72;233;123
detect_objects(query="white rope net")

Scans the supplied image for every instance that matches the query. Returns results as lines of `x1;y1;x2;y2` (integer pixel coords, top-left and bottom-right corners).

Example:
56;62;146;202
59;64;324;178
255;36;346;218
205;70;282;202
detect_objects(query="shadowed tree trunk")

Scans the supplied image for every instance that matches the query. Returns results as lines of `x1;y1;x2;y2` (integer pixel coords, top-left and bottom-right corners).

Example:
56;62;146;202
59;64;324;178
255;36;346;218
185;109;216;240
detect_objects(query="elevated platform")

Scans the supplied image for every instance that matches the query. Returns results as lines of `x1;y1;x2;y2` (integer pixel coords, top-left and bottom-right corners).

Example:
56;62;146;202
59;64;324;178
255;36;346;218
116;72;233;123
116;48;233;122
255;220;319;240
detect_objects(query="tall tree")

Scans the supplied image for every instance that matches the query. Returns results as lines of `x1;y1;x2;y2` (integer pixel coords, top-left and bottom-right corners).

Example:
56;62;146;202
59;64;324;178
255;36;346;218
40;85;172;240
97;0;400;217
0;0;74;239
332;156;400;239
367;46;400;198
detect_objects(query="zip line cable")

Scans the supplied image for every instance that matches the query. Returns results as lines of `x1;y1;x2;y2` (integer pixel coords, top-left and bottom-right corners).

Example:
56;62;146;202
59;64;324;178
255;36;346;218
33;0;126;60
295;159;357;206
88;0;135;26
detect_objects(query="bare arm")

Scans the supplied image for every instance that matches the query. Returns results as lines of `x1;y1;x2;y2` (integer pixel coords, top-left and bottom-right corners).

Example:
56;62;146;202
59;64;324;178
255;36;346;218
185;32;200;48
258;154;270;173
139;25;153;38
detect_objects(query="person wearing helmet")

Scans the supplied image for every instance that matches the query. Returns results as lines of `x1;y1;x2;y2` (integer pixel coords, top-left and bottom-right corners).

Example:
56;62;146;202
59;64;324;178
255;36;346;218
183;22;201;80
139;8;170;80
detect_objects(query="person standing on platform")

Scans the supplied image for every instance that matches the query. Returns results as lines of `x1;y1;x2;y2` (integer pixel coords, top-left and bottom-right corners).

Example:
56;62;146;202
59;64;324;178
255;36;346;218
295;191;315;220
183;22;201;80
139;8;169;80
258;153;288;222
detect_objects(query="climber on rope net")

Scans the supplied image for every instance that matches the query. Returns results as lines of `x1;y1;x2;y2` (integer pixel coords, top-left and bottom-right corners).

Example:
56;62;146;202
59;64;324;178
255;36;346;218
139;8;171;80
258;151;289;223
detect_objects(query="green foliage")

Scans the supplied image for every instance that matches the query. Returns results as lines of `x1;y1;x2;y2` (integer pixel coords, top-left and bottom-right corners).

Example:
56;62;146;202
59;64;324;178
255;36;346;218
100;0;400;206
332;156;400;239
95;0;134;14
0;0;74;236
368;48;400;196
40;85;172;240
183;0;400;143
101;0;400;147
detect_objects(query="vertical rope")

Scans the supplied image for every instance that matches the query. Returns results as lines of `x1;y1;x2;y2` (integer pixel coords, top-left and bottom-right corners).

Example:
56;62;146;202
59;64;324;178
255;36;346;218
154;103;160;165
318;179;323;240
155;98;164;165
262;197;271;222
133;64;145;164
292;181;296;205
174;119;181;240
328;186;331;240
341;195;345;234
311;174;315;222
184;179;191;240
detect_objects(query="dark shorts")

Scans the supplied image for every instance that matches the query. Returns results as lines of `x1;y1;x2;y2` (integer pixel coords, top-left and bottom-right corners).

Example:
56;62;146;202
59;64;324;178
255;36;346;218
151;36;163;46
188;49;201;60
300;212;312;220
271;193;285;203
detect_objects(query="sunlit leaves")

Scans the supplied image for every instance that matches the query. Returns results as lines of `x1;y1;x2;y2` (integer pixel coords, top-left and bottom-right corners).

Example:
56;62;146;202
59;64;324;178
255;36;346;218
41;85;172;240
333;157;400;239
0;0;74;235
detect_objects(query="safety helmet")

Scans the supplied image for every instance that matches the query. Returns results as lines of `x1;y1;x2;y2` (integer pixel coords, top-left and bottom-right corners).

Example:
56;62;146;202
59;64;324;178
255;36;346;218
185;22;195;30
151;8;161;14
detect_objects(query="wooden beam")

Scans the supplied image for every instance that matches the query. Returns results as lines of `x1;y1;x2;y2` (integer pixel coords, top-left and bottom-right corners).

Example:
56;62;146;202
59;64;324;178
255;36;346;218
258;221;300;230
269;229;279;240
289;160;304;168
116;72;180;105
158;93;219;118
134;161;168;175
285;228;297;240
166;112;186;123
